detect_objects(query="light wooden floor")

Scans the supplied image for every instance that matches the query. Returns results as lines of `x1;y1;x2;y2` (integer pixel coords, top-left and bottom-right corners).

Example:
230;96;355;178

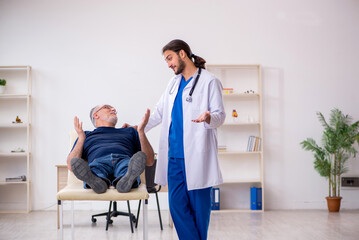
0;209;359;240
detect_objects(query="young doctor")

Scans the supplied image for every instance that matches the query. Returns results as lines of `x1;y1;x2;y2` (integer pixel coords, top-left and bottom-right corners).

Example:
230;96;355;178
144;39;226;240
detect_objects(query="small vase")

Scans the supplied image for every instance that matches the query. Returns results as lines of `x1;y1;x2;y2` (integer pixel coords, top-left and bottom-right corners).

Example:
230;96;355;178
0;85;5;94
326;196;342;212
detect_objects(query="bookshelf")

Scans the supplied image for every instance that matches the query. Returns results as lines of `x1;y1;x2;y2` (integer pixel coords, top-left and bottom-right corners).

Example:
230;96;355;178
207;64;264;212
0;66;32;213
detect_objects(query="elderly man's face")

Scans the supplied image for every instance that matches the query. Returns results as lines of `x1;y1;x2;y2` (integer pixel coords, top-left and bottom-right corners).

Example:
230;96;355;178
94;104;118;126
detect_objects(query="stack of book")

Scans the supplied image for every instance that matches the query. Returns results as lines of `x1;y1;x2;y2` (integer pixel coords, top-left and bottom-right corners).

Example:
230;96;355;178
247;136;261;152
218;145;227;152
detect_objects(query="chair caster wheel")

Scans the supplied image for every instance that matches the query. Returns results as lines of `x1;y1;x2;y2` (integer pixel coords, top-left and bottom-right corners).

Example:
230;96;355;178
91;217;97;223
108;219;113;224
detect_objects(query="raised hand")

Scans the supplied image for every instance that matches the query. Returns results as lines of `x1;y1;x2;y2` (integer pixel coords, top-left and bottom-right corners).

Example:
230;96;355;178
138;109;150;132
74;116;85;139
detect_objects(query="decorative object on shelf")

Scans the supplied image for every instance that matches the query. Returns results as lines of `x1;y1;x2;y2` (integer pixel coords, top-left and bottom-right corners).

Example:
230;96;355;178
0;78;6;94
12;116;23;123
223;88;233;94
247;115;254;123
6;175;26;182
11;147;25;153
301;108;359;212
232;109;238;121
244;90;255;94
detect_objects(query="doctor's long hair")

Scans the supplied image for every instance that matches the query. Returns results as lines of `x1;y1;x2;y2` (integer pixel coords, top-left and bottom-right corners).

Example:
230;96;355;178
162;39;206;69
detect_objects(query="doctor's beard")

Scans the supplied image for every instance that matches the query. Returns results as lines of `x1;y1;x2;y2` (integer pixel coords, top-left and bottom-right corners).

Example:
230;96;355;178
175;58;186;75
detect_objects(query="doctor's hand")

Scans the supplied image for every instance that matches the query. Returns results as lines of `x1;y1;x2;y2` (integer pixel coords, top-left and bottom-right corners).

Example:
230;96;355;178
122;123;138;130
74;116;86;140
192;111;211;124
138;108;150;133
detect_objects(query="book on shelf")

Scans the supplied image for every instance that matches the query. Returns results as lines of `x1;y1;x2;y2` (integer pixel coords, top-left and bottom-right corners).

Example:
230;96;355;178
250;187;262;210
246;136;261;152
5;175;26;182
211;187;220;210
218;145;227;152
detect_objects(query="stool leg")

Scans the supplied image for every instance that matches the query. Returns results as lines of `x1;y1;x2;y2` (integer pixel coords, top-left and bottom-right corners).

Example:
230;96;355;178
59;200;63;240
136;200;141;228
155;192;163;230
71;201;75;239
106;201;113;231
127;201;134;233
143;199;148;240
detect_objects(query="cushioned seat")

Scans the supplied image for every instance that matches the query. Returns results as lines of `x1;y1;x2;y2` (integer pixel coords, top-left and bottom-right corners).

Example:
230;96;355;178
57;172;149;201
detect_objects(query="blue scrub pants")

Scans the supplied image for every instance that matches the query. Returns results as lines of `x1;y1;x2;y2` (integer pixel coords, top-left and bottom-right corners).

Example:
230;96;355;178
168;157;212;240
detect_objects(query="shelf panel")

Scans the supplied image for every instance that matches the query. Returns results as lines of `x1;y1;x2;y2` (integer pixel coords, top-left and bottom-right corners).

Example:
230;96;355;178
0;181;28;185
0;152;27;157
221;179;262;184
0;123;29;128
218;151;262;156
0;210;29;213
0;94;30;99
221;122;260;126
207;64;260;69
0;66;30;69
223;93;260;98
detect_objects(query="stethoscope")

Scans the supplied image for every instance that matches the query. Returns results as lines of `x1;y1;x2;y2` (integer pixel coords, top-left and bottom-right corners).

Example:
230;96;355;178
169;67;202;103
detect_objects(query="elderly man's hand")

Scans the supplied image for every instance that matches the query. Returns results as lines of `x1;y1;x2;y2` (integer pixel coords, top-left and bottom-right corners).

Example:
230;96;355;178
74;116;86;139
138;109;150;133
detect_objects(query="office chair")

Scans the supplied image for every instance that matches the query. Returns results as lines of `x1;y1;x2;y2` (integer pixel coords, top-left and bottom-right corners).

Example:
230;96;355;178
135;160;163;230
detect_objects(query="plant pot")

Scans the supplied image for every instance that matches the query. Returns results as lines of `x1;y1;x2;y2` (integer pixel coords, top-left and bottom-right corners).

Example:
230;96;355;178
0;85;5;94
326;196;342;212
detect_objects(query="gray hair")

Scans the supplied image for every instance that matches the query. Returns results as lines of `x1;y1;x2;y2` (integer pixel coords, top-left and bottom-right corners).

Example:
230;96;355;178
89;105;99;127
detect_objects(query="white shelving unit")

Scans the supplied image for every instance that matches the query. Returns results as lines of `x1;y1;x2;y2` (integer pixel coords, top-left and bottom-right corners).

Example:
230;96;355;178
207;64;264;212
0;66;32;213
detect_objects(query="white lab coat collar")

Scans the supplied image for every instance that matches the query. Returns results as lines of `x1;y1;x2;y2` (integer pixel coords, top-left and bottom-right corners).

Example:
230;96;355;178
180;68;200;90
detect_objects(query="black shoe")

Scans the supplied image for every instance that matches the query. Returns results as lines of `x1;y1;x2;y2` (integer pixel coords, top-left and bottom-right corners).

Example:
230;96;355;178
71;158;108;194
116;152;146;193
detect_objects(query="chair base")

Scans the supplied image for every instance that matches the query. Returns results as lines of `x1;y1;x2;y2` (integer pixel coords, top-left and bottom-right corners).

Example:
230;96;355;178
92;201;136;232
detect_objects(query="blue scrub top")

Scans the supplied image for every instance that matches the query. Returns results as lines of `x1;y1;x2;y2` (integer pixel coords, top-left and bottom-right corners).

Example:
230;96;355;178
168;76;193;158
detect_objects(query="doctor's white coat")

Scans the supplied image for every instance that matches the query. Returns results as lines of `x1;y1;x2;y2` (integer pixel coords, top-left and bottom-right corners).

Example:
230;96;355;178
145;68;226;190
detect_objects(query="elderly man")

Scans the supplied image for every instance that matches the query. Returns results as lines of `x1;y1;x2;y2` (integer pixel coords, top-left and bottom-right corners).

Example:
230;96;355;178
67;104;154;194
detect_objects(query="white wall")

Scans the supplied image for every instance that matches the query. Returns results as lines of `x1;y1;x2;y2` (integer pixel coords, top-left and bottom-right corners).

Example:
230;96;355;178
1;0;359;211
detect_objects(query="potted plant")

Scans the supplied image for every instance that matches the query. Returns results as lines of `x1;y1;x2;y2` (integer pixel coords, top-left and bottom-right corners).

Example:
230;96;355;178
0;79;6;94
301;108;359;212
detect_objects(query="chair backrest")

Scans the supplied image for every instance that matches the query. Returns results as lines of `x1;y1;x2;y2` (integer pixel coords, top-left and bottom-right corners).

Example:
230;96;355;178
68;130;83;184
145;160;157;188
69;130;78;149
